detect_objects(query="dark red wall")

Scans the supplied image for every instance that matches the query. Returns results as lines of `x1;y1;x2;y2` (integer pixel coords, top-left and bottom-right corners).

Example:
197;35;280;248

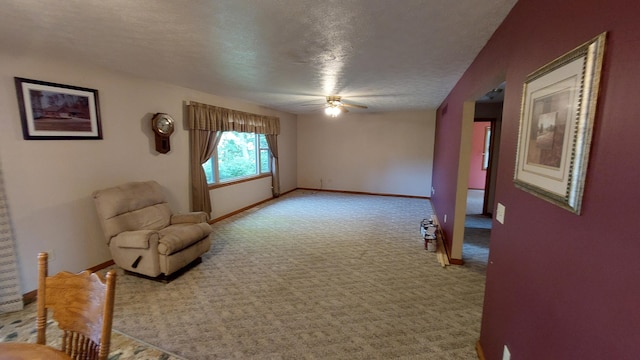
432;0;640;358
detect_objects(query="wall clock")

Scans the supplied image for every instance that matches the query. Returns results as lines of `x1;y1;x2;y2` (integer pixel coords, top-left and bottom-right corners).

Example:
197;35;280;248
151;113;175;154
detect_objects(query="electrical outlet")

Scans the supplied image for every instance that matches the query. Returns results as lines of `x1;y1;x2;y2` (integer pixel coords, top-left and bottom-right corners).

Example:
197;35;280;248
496;203;506;224
502;345;511;360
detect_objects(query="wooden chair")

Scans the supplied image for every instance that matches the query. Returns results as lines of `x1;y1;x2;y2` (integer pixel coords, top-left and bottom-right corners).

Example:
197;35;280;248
37;252;117;360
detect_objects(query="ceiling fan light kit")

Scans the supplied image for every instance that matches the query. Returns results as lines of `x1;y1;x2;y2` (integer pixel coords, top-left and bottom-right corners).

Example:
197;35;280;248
325;106;342;117
323;96;367;117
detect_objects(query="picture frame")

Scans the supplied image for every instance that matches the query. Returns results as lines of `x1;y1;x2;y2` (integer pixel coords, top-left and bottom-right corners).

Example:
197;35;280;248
514;32;606;214
15;77;102;140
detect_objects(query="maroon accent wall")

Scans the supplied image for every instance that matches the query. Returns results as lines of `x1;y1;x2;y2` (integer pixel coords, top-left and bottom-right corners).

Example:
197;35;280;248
432;104;462;254
432;0;640;358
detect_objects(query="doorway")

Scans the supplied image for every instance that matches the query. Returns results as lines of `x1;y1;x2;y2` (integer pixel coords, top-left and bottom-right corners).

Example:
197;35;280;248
462;83;504;266
468;119;492;213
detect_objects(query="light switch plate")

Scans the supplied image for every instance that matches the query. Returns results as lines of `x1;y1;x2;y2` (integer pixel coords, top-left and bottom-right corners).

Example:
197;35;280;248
496;203;505;224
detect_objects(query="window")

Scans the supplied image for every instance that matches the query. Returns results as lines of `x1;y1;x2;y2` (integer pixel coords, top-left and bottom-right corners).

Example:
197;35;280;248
482;126;491;170
203;132;270;184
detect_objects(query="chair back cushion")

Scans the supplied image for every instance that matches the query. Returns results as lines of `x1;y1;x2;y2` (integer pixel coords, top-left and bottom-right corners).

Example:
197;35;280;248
93;181;172;244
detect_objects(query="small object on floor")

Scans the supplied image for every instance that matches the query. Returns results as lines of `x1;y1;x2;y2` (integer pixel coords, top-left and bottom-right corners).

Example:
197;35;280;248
420;218;438;252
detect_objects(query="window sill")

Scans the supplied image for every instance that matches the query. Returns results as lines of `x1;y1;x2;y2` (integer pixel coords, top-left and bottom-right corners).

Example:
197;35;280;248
208;173;272;190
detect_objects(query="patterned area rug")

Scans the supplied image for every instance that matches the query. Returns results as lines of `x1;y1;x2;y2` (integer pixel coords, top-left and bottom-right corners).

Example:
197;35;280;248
0;301;183;359
110;190;488;359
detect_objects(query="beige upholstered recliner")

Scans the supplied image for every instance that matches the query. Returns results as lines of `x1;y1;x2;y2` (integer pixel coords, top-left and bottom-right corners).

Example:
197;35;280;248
92;180;212;279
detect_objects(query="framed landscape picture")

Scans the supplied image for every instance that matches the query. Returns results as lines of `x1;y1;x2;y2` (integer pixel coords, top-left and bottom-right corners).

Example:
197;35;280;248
514;32;606;214
15;77;102;140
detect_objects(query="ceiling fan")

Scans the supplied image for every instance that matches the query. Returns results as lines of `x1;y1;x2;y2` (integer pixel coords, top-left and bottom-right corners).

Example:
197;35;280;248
324;96;368;117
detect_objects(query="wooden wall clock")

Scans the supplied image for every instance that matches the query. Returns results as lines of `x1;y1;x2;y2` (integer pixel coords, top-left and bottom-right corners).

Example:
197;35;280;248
151;113;174;154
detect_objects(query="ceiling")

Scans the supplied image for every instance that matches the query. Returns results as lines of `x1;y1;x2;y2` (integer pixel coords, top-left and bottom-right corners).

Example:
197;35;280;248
0;0;517;115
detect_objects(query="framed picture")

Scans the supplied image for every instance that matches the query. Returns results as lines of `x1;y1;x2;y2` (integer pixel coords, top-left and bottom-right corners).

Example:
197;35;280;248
15;77;102;140
514;32;606;214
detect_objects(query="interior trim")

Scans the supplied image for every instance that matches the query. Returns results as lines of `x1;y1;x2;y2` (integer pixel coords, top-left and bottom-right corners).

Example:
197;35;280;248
210;188;429;223
210;196;275;223
208;173;272;190
22;289;37;305
447;247;465;265
297;187;430;200
431;213;464;266
209;188;297;223
476;340;486;360
87;259;115;273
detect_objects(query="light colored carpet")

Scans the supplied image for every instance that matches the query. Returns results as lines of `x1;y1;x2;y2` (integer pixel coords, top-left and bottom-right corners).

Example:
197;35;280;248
465;189;491;268
462;228;491;272
466;189;484;215
465;215;492;230
466;189;492;229
110;190;487;359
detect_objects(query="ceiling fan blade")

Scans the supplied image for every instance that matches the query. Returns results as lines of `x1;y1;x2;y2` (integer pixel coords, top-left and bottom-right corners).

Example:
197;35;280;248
341;103;368;109
340;107;349;113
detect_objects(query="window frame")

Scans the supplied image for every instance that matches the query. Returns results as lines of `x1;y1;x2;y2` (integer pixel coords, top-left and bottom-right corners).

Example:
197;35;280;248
205;131;271;189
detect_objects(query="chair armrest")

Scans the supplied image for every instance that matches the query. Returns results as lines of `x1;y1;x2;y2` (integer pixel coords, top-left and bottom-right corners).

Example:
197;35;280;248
171;212;209;224
111;230;159;249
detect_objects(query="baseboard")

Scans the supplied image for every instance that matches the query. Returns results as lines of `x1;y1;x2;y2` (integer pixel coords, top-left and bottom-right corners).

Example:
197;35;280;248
210;196;275;223
429;213;464;266
442;234;465;266
87;259;115;272
476;340;486;360
22;289;37;305
296;187;430;200
209;188;426;224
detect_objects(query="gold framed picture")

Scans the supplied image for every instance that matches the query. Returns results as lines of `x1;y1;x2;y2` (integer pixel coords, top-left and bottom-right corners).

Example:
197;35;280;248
514;32;606;214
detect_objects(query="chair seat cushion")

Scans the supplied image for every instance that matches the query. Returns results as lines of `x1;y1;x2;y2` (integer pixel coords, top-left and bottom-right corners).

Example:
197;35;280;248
157;223;212;255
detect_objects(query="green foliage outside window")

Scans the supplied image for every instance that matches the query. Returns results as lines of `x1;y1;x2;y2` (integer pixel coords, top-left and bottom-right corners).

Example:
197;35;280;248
218;132;256;181
202;132;270;184
203;159;214;184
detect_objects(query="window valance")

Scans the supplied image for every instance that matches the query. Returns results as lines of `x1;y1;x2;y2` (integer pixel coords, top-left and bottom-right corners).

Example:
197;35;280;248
187;101;280;135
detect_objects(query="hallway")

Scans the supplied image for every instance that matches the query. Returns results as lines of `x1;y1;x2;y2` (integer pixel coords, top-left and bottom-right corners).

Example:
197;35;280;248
463;189;491;266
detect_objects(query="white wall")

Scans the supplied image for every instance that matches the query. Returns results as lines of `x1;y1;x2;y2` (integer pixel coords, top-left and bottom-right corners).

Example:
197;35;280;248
0;53;297;292
210;177;273;219
297;111;436;197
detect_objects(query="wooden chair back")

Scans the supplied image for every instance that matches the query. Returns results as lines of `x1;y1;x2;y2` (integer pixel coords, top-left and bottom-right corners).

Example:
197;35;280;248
37;252;117;360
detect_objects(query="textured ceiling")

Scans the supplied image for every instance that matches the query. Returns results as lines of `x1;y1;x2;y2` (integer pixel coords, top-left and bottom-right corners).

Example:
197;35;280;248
0;0;517;115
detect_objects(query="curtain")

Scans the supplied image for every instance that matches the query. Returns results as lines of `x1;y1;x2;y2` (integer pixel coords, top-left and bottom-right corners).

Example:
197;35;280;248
265;134;280;197
0;160;23;313
187;101;280;134
187;101;280;213
189;130;222;214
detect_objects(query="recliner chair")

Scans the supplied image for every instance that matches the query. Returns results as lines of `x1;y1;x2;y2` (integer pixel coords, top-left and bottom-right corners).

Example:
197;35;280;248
92;180;212;279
